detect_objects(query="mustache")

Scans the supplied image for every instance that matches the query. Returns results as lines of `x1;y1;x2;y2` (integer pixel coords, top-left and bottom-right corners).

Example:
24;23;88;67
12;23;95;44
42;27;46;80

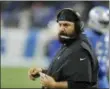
58;31;72;40
58;30;75;40
59;31;68;36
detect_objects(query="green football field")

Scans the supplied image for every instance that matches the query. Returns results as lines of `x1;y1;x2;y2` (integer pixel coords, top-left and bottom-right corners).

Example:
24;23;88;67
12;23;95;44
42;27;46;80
1;67;109;88
1;67;42;88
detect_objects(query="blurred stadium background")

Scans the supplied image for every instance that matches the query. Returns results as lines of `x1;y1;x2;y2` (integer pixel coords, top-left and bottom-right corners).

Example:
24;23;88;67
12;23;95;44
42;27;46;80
1;1;109;88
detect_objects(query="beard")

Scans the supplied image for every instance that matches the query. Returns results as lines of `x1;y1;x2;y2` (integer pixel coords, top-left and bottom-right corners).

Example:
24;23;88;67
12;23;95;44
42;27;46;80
58;30;75;44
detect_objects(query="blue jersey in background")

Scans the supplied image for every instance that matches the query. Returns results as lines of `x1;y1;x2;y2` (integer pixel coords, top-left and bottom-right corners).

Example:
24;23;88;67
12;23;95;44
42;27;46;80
84;28;109;88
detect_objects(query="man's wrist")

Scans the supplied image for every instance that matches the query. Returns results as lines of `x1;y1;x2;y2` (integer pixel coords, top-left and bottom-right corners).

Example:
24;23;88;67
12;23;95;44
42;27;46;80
51;81;57;88
51;81;68;88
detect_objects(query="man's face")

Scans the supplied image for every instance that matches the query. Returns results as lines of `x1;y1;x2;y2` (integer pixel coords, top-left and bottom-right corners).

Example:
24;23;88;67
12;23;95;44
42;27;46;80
58;21;75;37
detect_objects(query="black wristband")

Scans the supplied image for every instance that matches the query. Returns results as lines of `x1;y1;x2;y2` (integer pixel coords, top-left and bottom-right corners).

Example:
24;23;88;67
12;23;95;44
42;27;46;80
32;73;40;78
32;68;47;78
42;69;47;74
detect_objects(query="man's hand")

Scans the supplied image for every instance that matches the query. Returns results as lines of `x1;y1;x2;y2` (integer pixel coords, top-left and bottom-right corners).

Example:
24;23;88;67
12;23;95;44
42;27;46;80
28;67;42;80
39;72;56;88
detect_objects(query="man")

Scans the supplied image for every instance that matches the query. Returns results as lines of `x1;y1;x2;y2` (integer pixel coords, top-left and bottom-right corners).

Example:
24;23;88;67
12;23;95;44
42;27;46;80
84;6;109;88
28;8;98;89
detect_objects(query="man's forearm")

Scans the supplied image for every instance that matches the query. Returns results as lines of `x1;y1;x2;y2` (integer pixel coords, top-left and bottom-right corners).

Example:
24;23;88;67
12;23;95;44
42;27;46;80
53;81;68;88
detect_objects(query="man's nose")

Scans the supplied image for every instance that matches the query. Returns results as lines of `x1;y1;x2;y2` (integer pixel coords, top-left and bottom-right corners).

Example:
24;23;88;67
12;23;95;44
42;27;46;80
59;26;65;31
